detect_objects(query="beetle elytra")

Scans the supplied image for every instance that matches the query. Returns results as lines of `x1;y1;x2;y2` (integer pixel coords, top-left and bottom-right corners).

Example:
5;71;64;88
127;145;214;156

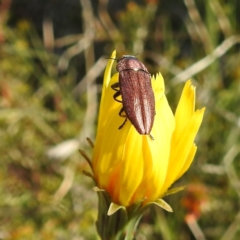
111;55;155;139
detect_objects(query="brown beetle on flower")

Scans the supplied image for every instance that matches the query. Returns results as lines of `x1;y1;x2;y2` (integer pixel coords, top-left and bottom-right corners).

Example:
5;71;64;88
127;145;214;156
81;50;205;239
92;50;205;209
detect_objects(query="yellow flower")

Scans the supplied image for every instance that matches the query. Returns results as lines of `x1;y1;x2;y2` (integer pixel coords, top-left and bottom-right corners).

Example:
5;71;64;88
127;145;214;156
92;50;205;208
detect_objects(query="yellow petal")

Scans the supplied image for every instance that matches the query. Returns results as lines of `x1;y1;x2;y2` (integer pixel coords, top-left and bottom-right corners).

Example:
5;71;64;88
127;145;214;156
152;72;165;95
93;112;131;186
174;80;195;140
116;130;146;205
175;144;197;181
140;73;175;202
165;108;205;188
97;73;120;132
97;51;116;133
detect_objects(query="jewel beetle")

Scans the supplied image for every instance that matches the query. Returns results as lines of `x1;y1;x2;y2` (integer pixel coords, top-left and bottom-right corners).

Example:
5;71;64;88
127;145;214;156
111;55;155;139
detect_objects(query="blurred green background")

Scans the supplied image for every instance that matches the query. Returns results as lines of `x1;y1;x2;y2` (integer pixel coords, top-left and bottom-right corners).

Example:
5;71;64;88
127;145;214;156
0;0;240;239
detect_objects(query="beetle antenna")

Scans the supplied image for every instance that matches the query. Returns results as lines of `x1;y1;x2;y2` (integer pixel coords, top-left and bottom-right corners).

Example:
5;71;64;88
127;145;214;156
105;57;117;61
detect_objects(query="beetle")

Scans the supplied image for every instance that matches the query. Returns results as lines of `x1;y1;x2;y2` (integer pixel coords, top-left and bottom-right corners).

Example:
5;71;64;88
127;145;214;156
111;55;155;139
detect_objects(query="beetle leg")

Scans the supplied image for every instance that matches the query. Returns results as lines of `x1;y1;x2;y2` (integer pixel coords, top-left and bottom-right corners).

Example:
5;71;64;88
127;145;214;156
118;107;127;129
111;82;122;103
111;82;119;91
113;91;122;103
149;133;154;140
112;82;127;129
119;107;126;117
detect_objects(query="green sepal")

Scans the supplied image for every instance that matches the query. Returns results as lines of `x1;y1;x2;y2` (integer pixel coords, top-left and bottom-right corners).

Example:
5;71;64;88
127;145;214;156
86;137;94;148
82;170;95;180
93;186;105;192
108;202;125;216
149;199;173;212
164;185;186;197
78;149;93;170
